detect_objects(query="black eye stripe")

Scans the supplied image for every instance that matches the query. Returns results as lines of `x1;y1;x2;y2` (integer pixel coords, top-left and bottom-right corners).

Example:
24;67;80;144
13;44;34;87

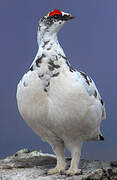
53;14;62;19
46;14;71;22
47;14;62;20
54;14;59;18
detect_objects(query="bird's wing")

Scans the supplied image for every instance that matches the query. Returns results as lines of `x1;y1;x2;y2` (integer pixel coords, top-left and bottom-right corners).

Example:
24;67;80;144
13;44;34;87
74;70;106;120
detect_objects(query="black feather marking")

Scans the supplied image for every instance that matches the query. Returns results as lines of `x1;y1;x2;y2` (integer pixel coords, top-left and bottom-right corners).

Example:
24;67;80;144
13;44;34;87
48;60;60;69
36;54;46;67
39;74;44;78
94;90;97;98
79;71;90;85
51;72;60;77
101;99;104;106
48;65;54;71
44;88;48;92
99;134;104;141
58;53;67;60
58;53;75;72
42;41;49;48
29;66;33;71
66;60;75;72
45;81;50;87
47;47;51;50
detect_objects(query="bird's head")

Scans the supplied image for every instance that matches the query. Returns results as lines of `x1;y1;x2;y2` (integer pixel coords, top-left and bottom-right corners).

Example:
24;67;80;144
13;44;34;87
38;9;75;36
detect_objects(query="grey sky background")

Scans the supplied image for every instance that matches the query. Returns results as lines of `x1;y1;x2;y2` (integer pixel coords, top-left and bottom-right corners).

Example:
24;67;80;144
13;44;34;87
0;0;117;160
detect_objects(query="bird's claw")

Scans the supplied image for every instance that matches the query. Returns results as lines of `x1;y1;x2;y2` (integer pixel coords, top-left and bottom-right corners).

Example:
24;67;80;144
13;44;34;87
64;168;82;176
47;167;65;175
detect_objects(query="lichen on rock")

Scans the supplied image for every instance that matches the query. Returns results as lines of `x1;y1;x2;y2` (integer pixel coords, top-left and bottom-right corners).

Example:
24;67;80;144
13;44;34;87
0;149;117;180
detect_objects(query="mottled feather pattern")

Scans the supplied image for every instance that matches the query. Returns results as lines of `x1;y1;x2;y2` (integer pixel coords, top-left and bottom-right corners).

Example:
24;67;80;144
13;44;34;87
17;10;106;176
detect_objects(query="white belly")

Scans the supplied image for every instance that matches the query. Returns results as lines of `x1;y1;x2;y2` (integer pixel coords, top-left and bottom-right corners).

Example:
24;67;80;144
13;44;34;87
16;70;102;143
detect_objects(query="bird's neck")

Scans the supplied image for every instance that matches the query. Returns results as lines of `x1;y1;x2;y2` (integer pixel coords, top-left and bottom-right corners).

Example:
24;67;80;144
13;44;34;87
37;30;58;45
36;30;66;58
29;30;74;73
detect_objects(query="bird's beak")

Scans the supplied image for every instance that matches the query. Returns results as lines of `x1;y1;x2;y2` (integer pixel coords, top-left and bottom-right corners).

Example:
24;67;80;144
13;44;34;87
62;14;75;21
67;14;75;20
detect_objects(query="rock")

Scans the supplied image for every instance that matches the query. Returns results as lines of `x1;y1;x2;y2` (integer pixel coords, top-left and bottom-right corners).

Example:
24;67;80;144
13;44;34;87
0;149;117;180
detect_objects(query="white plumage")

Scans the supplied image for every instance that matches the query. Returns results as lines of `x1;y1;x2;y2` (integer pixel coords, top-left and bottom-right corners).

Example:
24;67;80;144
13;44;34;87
16;10;106;175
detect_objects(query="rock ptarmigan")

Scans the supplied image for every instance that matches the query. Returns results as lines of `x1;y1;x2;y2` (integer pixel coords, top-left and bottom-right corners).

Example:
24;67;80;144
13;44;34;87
16;9;106;175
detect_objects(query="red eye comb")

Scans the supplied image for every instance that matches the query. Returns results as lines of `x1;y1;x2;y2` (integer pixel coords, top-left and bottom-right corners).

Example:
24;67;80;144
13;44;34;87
49;9;62;17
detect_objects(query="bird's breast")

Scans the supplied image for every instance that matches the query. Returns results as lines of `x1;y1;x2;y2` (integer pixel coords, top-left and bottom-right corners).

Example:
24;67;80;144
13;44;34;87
17;68;102;141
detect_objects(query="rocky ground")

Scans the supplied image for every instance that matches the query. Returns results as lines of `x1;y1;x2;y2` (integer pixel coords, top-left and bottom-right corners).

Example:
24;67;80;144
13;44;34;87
0;149;117;180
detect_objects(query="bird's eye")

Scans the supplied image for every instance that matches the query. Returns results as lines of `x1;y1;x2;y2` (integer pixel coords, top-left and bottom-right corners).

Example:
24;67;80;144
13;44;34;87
54;14;59;19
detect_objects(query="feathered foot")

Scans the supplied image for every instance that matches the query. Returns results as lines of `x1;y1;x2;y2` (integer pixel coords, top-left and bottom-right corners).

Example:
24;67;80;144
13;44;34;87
47;164;66;175
65;168;82;176
48;141;66;175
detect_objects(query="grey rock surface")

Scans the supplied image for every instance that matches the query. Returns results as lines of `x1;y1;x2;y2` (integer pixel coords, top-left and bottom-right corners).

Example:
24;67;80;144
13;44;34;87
0;149;117;180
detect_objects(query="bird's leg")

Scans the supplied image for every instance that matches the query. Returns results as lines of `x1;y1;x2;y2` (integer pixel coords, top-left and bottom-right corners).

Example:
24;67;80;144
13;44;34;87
65;141;83;176
48;141;66;175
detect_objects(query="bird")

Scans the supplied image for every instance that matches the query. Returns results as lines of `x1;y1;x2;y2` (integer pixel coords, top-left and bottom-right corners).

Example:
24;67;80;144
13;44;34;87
16;9;106;176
